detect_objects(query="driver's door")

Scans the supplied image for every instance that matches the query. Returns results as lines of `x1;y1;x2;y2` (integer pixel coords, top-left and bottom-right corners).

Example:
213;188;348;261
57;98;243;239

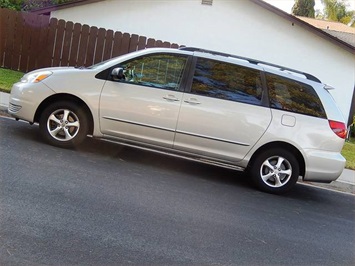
99;53;189;148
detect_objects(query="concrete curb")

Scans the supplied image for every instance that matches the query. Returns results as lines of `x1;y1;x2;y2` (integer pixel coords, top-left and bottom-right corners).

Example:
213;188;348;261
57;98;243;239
1;91;354;194
338;168;355;185
0;91;9;111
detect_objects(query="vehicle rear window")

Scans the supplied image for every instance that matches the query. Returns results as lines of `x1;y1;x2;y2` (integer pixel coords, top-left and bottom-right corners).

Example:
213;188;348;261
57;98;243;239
266;74;326;118
190;58;263;105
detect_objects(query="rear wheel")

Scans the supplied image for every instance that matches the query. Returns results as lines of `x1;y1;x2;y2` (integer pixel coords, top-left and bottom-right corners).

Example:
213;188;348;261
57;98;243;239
39;102;89;148
249;149;299;194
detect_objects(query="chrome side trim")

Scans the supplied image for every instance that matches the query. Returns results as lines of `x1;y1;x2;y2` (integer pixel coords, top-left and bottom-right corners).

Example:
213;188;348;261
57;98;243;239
102;116;175;132
176;130;250;146
103;116;250;147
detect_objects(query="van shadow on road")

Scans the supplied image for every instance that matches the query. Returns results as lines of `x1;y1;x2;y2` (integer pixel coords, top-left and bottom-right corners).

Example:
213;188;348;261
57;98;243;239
5;118;345;204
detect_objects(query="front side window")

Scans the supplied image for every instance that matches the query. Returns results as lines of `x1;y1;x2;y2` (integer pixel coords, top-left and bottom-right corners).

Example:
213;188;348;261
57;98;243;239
117;54;188;90
266;74;326;118
190;58;263;105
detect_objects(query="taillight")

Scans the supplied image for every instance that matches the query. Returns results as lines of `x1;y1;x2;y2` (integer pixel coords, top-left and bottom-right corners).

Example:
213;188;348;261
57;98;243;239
329;120;347;139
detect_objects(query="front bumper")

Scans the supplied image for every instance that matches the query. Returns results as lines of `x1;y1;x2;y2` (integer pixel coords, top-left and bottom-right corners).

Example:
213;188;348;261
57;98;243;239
303;149;346;183
8;81;55;123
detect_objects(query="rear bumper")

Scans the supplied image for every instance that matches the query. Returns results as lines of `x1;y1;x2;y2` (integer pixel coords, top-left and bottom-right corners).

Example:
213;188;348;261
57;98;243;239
303;149;346;183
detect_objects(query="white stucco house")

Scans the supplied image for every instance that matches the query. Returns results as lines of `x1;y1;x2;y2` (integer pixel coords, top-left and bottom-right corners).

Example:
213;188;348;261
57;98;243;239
33;0;355;125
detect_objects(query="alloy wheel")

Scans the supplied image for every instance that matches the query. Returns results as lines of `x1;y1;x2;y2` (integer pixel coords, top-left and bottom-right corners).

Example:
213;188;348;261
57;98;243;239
47;109;80;141
260;156;292;188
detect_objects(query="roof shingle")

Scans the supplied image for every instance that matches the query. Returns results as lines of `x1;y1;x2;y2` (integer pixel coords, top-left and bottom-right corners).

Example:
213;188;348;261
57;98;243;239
297;16;355;34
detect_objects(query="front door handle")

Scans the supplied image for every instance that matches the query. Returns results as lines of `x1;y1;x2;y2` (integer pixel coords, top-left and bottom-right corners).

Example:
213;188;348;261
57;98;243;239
163;95;179;102
184;98;201;105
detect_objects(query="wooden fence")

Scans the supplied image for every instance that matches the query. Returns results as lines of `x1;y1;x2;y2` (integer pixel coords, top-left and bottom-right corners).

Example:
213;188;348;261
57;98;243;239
0;8;179;73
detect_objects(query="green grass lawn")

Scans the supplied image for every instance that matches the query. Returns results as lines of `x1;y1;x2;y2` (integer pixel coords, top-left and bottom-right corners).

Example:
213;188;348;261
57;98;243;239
342;138;355;170
0;68;354;170
0;68;24;93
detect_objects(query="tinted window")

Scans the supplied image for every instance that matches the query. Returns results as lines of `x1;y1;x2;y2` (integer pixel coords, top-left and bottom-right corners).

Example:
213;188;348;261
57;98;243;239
118;54;187;90
191;58;263;105
266;74;326;118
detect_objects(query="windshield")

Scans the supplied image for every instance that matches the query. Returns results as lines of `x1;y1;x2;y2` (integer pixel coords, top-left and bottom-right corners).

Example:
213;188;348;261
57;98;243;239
87;49;159;70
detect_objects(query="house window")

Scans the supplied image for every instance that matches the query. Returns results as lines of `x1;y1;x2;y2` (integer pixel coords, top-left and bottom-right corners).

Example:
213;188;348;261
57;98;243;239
201;0;213;6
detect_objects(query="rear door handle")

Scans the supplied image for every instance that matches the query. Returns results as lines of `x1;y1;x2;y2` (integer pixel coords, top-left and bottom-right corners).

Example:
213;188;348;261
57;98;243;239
184;98;201;105
163;95;180;102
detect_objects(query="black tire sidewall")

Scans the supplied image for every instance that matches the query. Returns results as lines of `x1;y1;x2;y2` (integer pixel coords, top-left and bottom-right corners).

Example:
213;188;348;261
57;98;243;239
250;149;300;194
39;102;89;148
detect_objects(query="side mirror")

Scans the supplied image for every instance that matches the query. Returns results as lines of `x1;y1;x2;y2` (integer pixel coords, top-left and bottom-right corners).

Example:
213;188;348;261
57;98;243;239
111;67;125;80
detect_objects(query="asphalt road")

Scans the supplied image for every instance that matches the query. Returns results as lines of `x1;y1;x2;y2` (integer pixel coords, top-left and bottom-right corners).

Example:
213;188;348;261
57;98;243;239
1;116;355;265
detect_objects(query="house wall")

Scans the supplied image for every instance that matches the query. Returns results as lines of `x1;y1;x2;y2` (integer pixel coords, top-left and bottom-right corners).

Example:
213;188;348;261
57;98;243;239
51;0;355;123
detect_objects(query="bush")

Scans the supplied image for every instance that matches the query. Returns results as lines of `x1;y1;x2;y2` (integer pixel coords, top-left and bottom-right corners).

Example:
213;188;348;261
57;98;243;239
350;124;355;138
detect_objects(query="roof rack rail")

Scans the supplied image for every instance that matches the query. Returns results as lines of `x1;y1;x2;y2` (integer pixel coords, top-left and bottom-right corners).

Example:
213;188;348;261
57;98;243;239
179;47;321;83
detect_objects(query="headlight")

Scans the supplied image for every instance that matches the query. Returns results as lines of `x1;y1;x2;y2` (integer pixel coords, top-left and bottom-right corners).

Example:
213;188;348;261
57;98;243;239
21;71;53;83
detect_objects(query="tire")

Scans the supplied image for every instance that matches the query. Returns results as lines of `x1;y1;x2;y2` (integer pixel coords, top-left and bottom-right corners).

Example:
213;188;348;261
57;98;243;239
39;101;89;148
249;149;299;194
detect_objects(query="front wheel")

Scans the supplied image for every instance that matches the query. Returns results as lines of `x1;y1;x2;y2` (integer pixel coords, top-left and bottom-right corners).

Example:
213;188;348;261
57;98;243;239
249;149;300;194
39;102;89;148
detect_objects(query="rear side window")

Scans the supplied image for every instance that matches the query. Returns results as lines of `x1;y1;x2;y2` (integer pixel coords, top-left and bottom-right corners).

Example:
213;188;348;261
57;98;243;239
266;74;326;118
190;58;263;105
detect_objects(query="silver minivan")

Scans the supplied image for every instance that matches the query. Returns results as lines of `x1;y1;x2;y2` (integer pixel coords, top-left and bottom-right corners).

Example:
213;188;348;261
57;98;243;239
8;47;347;194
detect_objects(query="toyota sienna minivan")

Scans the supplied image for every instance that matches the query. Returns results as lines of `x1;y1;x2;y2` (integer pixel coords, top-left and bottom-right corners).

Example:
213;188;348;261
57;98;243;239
8;47;347;194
